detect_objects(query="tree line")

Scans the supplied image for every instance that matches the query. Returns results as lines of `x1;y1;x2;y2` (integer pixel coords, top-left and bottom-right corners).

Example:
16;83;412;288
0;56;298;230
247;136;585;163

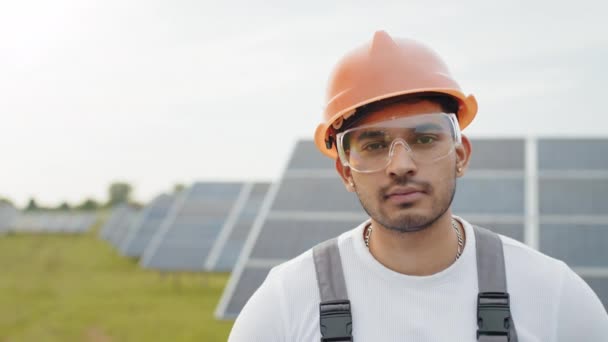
1;182;135;211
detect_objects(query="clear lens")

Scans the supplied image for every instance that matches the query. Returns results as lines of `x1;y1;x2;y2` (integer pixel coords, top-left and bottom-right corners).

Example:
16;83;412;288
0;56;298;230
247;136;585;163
336;113;460;173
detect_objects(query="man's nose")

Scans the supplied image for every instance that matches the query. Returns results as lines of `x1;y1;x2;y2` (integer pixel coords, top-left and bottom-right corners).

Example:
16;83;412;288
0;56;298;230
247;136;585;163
385;140;418;177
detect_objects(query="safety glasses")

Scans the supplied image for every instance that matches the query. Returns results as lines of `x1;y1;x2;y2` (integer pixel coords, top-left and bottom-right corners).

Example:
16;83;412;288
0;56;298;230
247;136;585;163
336;113;461;173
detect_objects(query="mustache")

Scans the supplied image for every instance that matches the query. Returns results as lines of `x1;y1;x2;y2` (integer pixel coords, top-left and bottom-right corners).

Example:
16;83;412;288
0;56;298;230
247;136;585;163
379;176;432;196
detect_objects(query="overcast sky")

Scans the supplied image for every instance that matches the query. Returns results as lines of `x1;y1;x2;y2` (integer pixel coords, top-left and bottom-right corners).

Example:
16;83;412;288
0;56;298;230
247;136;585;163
1;0;607;207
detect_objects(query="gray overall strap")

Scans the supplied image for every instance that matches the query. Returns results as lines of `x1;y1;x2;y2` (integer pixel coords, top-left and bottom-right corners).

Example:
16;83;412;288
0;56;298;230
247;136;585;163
474;226;518;342
313;238;353;342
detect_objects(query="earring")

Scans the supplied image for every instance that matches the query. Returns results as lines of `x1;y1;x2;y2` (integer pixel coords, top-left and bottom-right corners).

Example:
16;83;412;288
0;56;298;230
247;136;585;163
457;167;462;173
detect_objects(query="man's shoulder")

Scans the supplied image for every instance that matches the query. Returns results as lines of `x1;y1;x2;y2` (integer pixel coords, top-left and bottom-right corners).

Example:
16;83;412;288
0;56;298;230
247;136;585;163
498;233;564;265
494;232;570;284
494;231;608;334
230;228;360;342
270;227;357;283
499;233;561;263
270;248;316;282
466;222;567;275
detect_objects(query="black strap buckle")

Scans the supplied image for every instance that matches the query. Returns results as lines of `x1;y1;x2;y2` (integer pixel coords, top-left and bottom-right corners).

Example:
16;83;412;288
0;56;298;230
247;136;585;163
477;292;512;341
319;300;353;342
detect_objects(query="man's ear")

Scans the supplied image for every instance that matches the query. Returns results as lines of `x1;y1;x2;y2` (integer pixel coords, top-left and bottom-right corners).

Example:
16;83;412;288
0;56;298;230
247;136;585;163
335;159;356;192
455;135;472;177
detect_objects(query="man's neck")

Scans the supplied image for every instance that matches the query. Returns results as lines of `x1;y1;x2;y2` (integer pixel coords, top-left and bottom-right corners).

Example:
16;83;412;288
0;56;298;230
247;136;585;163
367;212;465;276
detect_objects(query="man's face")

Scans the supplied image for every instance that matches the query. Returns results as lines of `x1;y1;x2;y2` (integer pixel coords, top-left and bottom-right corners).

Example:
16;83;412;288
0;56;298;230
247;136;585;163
336;100;471;233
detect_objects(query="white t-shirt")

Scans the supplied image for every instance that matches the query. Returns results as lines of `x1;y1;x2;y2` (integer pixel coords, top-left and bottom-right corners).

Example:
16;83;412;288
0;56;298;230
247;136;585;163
229;217;608;341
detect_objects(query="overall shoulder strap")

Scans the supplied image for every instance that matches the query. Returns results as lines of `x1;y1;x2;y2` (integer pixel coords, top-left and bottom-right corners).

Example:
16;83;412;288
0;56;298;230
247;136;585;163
312;238;353;342
474;225;518;342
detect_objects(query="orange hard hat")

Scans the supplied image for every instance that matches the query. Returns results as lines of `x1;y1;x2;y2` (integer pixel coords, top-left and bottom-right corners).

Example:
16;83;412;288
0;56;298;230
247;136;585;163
314;30;478;159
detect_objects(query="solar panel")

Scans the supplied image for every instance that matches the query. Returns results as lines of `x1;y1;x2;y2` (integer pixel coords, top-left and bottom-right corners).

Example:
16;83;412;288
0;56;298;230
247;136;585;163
205;182;271;272
47;213;64;232
467;139;525;170
537;138;608;308
453;138;526;242
119;194;175;257
10;212;40;232
99;205;139;247
8;214;27;232
538;139;608;170
53;212;71;233
8;211;96;233
217;137;608;319
0;205;18;234
140;182;254;271
50;212;67;232
67;212;97;233
539;179;608;215
540;224;608;267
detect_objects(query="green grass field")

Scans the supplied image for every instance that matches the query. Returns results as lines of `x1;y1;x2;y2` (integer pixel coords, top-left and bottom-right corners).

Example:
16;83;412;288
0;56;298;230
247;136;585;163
0;225;234;342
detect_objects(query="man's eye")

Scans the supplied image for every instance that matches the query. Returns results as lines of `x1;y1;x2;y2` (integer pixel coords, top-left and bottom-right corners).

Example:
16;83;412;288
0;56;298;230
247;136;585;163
362;142;387;151
416;135;437;144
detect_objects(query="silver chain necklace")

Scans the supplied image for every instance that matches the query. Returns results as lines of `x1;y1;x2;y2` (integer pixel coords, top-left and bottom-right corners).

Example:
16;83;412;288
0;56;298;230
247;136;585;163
364;218;464;261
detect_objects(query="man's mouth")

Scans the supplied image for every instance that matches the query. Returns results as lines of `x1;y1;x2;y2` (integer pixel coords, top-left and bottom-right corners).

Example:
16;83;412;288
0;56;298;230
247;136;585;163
384;186;426;203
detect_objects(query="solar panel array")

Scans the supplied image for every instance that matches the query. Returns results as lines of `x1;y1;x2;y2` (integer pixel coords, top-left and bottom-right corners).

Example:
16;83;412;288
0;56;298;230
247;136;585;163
9;211;97;233
119;194;175;257
216;138;608;319
141;182;261;272
99;204;140;247
205;183;270;271
536;139;608;310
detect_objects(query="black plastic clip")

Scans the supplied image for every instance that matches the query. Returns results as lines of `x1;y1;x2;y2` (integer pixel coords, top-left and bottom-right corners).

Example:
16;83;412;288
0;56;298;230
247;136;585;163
477;292;512;341
325;136;334;150
319;300;353;342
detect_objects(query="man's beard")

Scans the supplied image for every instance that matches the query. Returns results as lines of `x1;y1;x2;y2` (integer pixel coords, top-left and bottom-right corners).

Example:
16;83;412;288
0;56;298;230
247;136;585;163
354;173;457;233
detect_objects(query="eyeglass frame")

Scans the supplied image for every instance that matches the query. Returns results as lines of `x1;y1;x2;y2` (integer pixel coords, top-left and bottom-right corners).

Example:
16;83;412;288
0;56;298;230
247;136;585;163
335;113;462;173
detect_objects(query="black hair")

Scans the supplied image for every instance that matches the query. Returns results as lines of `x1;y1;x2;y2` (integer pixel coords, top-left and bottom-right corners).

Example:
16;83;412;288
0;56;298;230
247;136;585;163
338;92;459;133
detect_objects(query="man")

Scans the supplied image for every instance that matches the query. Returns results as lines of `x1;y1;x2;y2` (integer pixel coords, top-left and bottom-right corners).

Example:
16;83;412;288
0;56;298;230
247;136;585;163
228;31;608;341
